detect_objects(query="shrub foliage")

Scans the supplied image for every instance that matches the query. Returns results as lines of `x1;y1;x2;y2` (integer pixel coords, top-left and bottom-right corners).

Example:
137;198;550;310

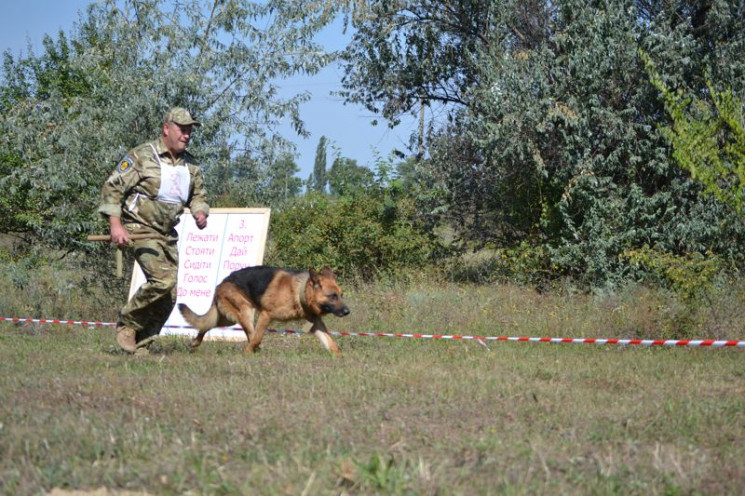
267;190;440;280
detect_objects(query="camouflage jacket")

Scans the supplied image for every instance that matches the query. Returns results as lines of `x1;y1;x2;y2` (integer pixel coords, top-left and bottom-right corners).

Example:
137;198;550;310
98;138;210;235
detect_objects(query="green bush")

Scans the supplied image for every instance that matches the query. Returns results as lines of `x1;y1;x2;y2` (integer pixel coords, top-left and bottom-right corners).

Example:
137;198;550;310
444;242;552;287
621;247;725;301
0;242;125;321
266;192;441;280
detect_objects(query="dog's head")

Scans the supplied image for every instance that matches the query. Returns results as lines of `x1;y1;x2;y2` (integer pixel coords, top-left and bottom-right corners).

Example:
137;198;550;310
308;267;350;317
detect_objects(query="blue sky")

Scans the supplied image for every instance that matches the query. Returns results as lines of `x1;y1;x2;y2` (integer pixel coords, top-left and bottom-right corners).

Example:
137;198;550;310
0;0;416;179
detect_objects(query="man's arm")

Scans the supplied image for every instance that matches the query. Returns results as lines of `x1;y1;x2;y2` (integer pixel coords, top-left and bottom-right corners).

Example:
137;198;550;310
98;151;141;241
188;165;210;230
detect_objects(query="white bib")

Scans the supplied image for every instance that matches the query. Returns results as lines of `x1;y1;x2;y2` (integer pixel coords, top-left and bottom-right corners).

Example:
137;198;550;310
157;164;191;204
151;144;191;204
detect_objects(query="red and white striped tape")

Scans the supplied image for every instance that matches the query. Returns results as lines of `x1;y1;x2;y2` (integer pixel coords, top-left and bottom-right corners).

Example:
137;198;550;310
2;316;744;348
1;317;117;327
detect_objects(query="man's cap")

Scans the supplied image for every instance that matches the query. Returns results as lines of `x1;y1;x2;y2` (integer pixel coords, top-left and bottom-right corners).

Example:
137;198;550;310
164;107;201;126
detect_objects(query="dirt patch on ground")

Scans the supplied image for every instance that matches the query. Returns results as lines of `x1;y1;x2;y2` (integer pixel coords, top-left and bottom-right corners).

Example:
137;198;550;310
49;490;152;496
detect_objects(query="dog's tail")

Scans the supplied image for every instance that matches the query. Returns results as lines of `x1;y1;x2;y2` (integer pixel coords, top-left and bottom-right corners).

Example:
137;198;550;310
178;302;220;332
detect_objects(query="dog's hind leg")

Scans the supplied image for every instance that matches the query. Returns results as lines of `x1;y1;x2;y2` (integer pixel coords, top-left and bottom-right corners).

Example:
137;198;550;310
178;302;220;350
190;330;208;349
212;283;256;352
188;306;240;349
309;318;342;357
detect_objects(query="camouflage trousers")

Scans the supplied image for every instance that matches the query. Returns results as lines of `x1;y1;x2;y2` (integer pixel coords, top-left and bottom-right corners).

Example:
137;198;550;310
119;227;179;343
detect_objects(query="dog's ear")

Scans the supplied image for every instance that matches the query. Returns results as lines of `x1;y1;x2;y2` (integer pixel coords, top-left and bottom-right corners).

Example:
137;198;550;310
308;268;320;286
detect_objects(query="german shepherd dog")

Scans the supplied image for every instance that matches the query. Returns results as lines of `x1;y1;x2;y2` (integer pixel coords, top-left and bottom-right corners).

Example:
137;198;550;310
178;266;349;356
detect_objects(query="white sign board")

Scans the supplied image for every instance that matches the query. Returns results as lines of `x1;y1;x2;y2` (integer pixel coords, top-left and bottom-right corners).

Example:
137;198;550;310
128;208;271;339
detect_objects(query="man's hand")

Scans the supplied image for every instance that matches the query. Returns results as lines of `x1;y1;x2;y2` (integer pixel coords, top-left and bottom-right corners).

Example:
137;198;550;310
109;216;130;247
194;211;208;230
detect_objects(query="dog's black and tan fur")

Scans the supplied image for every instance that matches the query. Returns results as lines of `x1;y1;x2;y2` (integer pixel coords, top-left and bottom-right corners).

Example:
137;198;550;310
178;266;349;356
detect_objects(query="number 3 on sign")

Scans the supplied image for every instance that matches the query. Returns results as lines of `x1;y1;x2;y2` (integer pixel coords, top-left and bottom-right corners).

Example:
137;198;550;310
239;219;246;229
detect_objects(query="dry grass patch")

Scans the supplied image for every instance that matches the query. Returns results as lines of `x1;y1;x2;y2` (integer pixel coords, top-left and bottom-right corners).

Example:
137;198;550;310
1;279;744;494
1;321;743;495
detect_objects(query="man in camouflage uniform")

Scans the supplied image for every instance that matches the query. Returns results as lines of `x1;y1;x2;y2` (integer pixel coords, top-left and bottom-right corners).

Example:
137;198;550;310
98;107;210;353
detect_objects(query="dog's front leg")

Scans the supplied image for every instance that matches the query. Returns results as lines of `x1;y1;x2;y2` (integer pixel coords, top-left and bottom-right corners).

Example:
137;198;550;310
308;318;342;357
245;311;271;353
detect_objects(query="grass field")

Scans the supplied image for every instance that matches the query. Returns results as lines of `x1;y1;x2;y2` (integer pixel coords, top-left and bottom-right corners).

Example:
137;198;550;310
1;281;744;495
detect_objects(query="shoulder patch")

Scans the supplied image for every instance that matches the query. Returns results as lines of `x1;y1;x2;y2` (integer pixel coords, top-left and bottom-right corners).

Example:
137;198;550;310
117;155;135;174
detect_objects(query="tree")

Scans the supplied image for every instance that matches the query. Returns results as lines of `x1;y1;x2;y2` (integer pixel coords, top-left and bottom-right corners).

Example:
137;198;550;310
207;153;263;208
645;53;745;214
339;0;496;124
471;0;745;284
0;31;103;244
311;135;328;193
328;156;374;197
264;153;303;206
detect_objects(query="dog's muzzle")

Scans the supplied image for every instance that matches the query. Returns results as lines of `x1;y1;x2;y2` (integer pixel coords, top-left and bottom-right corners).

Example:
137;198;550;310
324;304;350;317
